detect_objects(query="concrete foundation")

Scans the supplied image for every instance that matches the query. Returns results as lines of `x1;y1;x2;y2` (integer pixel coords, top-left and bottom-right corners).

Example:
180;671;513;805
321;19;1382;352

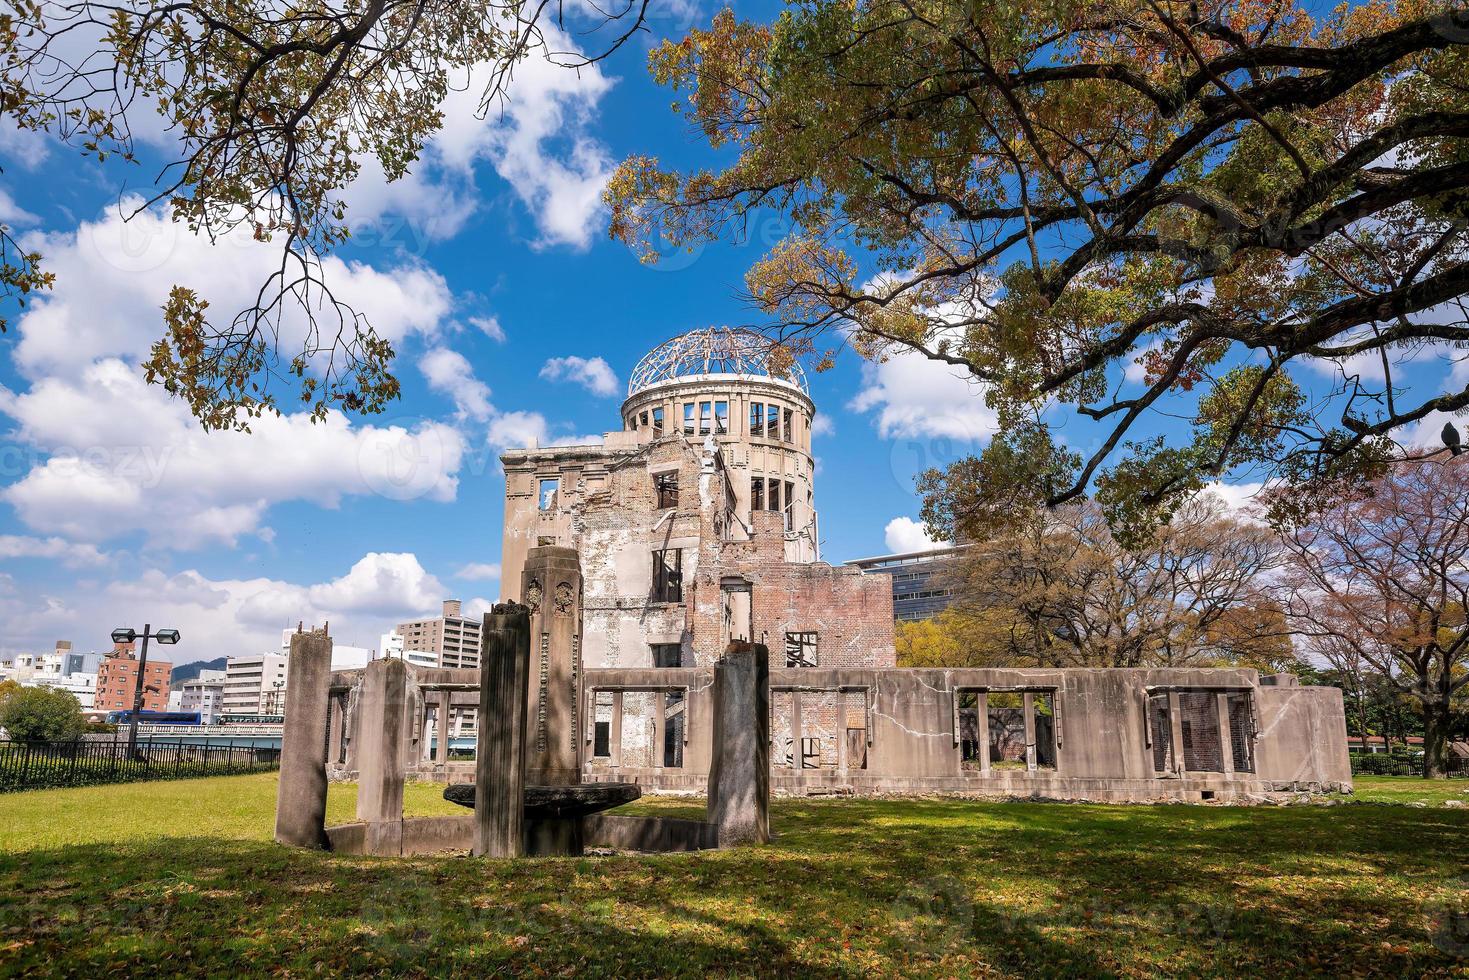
274;629;332;848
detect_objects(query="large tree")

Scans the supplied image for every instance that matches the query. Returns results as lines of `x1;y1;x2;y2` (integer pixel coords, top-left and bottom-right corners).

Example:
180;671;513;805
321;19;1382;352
1;0;650;427
941;492;1292;669
1279;454;1469;777
607;0;1469;540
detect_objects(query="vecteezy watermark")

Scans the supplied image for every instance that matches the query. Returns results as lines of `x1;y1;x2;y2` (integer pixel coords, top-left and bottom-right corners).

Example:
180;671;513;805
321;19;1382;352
890;875;977;951
888;873;1238;957
1431;874;1469;958
886;415;991;499
0;441;176;488
356;417;454;501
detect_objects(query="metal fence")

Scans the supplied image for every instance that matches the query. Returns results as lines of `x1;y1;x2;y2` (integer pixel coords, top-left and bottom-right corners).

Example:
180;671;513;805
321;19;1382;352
1350;752;1469;778
0;737;280;793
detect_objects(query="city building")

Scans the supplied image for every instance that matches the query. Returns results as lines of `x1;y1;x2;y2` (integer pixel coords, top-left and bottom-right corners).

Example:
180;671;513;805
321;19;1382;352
27;672;97;710
396;600;482;670
0;642;101;684
223;654;289;717
94;643;173;713
381;629;435;668
845;546;969;621
176;669;227;724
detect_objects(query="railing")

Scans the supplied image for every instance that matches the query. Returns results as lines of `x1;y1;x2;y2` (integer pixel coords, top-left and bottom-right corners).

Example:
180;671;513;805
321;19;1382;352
0;737;280;793
136;723;283;737
1350;751;1469;778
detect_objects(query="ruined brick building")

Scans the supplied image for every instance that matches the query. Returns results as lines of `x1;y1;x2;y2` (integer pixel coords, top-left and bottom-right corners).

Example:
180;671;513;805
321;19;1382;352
319;333;1351;801
500;328;895;772
475;328;1352;800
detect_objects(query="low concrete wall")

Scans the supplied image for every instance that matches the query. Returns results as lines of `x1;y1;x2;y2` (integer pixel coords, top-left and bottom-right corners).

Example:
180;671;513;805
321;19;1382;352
326;813;719;855
326;815;475;856
583;665;1353;801
584;813;719;852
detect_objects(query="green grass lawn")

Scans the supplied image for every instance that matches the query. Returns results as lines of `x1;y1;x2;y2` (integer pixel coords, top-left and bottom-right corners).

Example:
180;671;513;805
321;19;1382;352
2;774;1467;976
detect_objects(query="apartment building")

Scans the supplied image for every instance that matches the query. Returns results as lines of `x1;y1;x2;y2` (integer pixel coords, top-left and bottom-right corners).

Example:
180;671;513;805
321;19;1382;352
223;654;289;717
396;600;482;670
94;644;173;713
176;669;227;724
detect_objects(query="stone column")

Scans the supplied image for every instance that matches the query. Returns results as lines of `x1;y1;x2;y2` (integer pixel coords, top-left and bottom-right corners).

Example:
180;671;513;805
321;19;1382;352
326;692;345;767
274;629;332;849
434;690;453;764
356;657;408;854
707;642;770;846
522;546;583;786
474;605;531;858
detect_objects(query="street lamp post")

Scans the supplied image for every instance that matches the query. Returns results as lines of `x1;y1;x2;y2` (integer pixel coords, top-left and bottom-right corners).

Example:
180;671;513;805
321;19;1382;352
111;624;181;756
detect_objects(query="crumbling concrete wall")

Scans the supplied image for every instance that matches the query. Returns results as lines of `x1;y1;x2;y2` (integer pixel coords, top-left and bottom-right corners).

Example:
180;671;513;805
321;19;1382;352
581;665;1352;802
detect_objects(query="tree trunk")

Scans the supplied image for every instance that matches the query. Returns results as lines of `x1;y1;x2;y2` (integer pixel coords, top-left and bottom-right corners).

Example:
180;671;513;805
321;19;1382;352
1422;700;1452;779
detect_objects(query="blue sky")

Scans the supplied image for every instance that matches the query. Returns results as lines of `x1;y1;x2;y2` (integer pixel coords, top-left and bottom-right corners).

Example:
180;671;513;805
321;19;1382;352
0;2;991;661
0;1;1460;661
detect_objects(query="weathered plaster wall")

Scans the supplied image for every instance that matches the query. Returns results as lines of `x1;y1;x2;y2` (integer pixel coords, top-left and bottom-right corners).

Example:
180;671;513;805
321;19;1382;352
581;665;1352;801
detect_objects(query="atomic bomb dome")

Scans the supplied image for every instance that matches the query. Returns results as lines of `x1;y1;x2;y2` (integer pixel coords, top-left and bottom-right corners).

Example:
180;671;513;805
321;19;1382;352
626;327;809;397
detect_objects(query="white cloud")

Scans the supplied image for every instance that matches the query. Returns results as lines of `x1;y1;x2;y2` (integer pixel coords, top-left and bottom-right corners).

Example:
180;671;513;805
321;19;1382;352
539;355;619;396
469;315;506;342
0;552;448;660
0;187;39;226
0;535;107;567
339;28;614;249
0;206;466;548
456;562;501;581
1124;339;1163;384
419;346;493;421
1200;481;1266;522
0;361;467;546
1302;350;1389;383
485;410;603;452
0;117;51;170
486;410;549;450
884;516;950;554
14;202;451;383
850;348;998;442
811;414;835;438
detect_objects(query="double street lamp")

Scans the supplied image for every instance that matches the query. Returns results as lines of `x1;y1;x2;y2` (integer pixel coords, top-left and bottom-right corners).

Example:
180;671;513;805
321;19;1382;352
111;624;181;754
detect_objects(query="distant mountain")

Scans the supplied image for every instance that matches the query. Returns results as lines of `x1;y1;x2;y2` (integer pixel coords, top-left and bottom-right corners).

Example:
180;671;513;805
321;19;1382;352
170;658;227;682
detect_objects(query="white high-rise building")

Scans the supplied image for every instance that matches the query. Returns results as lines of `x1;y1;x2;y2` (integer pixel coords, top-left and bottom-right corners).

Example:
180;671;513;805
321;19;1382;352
177;669;227;724
223;654;289;717
380;629;435;668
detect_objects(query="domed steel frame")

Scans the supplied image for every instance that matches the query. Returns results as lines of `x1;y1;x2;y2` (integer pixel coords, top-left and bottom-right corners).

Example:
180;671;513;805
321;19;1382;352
627;327;809;398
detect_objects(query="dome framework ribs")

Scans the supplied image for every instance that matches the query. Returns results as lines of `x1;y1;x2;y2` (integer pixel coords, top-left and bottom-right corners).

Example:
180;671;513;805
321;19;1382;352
627;327;809;398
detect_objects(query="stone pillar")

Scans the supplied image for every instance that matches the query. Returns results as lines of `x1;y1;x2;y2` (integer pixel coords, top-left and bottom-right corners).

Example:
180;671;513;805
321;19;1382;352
356;657;408;854
274;629;332;849
707;642;770;847
326;692;345;767
522;546;583;786
434;690;453;764
474;605;531;858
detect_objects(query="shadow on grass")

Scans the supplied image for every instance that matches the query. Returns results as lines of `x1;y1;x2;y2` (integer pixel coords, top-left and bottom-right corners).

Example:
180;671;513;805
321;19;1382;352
1;799;1465;976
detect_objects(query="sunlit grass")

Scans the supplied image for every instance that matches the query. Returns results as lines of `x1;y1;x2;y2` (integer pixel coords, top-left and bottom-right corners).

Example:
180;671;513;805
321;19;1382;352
0;774;1465;975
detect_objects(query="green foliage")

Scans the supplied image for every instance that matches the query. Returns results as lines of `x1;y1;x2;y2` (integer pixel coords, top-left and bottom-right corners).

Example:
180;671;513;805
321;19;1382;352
0;686;85;742
610;0;1469;539
1;2;645;428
